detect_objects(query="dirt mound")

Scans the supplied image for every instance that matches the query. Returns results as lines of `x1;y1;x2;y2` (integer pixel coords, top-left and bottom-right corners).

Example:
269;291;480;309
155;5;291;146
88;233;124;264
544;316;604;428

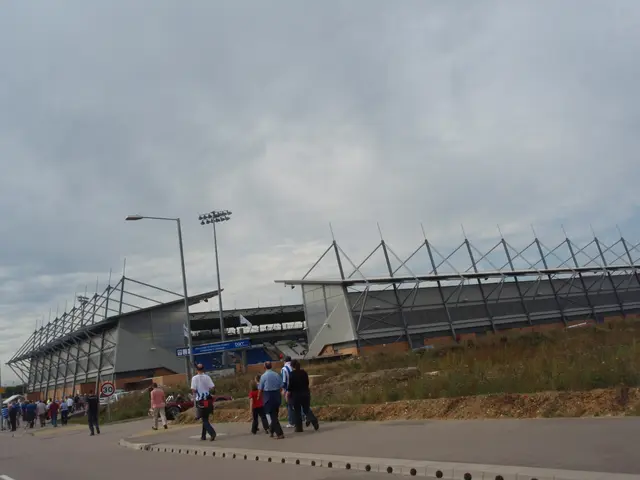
175;387;639;425
313;367;421;397
328;366;420;385
175;406;251;425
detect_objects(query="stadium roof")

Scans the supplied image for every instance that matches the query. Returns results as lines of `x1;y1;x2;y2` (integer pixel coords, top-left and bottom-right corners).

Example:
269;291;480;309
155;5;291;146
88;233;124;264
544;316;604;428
274;264;639;287
9;289;220;364
189;304;304;331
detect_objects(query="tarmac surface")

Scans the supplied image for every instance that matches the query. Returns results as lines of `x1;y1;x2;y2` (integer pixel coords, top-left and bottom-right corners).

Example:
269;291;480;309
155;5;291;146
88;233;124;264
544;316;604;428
131;416;640;474
1;416;639;479
0;420;384;480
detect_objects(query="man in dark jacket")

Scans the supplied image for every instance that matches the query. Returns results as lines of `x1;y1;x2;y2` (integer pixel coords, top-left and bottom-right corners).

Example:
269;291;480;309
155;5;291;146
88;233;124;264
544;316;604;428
8;402;19;432
86;391;100;436
285;360;319;433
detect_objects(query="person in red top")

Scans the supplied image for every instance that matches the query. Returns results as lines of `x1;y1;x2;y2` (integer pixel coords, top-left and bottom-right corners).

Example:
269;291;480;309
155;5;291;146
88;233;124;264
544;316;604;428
49;400;59;428
249;380;269;435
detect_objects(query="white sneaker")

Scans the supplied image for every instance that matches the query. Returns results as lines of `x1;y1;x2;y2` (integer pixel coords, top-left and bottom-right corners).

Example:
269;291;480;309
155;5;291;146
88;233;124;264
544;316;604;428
285;424;294;428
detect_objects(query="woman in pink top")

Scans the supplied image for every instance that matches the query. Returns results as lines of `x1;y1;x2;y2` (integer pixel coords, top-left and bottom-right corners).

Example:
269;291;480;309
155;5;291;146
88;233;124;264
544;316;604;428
150;383;168;431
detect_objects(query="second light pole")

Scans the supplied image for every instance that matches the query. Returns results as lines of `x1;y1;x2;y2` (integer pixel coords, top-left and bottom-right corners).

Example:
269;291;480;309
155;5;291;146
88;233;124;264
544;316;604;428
199;210;232;366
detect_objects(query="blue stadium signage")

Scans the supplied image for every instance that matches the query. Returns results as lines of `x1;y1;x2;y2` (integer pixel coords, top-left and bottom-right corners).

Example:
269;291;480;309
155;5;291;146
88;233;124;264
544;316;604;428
175;338;251;357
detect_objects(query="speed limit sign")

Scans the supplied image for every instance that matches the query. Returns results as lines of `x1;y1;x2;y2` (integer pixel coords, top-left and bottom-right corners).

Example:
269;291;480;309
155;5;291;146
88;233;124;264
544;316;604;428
101;382;115;397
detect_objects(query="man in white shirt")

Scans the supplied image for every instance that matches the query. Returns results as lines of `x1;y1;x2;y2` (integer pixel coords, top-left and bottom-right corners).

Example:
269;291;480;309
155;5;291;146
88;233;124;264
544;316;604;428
191;363;216;441
66;396;74;412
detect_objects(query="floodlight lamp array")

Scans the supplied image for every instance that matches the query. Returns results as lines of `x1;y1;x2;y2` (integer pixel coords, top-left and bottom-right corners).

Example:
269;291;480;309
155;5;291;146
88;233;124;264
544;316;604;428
198;210;232;225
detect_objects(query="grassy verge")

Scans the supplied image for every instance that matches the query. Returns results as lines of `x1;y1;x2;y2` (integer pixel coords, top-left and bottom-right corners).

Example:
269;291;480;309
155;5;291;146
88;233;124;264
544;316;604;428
84;320;640;424
216;319;640;405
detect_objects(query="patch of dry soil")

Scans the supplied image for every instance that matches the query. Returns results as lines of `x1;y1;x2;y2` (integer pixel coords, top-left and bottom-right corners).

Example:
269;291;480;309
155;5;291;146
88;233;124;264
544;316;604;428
174;386;639;424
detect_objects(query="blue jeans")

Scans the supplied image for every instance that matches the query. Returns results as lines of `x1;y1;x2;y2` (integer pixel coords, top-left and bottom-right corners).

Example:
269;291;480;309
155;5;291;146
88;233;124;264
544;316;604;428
287;397;304;425
263;390;284;437
51;414;57;427
200;409;216;439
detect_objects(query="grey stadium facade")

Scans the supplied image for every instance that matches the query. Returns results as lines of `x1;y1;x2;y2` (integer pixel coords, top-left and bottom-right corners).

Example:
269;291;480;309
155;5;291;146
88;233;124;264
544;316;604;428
7;231;640;398
276;232;640;357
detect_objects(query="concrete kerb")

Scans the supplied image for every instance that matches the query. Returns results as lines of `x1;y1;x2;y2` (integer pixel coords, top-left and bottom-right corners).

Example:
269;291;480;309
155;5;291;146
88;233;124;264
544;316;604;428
119;439;153;451
118;438;640;480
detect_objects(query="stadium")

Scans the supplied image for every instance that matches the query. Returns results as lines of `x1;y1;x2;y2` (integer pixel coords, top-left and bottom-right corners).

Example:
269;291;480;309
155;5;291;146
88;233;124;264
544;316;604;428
5;276;306;400
6;231;640;399
275;231;640;356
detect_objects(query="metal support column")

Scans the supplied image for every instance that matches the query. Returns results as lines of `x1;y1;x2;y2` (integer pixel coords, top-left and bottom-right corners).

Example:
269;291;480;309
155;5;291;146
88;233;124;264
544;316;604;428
465;238;497;333
83;335;94;385
43;354;52;402
621;237;640;292
332;239;360;348
425;239;457;339
94;285;112;392
26;332;38;393
118;277;125;315
61;342;74;399
354;286;370;344
501;239;533;325
332;240;346;280
594;237;624;316
535;238;568;326
211;218;226;366
94;330;107;393
381;240;413;348
26;356;35;394
51;345;65;399
566;238;598;321
70;340;83;398
31;355;41;397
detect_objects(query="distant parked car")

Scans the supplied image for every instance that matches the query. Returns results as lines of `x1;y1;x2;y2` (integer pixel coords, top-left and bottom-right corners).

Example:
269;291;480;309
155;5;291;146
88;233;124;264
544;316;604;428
99;391;129;406
164;395;233;420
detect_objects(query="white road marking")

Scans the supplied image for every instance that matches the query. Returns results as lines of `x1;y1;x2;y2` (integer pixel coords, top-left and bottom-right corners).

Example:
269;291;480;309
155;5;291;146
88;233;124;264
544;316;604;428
188;433;227;439
1;475;17;480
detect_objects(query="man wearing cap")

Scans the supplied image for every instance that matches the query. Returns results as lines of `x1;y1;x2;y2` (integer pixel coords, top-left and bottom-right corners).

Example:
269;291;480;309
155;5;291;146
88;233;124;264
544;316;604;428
191;363;216;441
258;361;284;439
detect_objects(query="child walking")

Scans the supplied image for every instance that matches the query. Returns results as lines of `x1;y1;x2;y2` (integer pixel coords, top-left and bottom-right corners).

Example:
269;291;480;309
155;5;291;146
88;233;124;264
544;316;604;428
249;380;269;435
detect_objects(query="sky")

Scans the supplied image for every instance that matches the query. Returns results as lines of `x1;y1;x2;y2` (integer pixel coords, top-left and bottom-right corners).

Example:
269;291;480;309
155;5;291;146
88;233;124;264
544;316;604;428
1;1;640;384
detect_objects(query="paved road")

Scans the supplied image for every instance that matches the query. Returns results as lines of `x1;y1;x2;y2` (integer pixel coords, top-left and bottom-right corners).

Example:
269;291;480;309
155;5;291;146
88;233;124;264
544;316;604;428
132;417;640;474
2;417;640;479
0;420;384;480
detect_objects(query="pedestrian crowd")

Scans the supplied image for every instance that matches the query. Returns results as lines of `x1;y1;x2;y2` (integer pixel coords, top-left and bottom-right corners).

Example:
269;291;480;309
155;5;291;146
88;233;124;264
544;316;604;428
3;355;319;442
1;393;99;435
187;355;319;441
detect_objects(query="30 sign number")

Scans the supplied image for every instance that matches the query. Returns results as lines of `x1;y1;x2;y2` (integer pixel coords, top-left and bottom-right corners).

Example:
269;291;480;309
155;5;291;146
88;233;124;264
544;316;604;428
101;382;115;397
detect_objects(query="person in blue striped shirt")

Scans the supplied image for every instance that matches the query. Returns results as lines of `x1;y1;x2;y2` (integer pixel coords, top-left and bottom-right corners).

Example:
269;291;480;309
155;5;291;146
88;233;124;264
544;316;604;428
281;356;304;428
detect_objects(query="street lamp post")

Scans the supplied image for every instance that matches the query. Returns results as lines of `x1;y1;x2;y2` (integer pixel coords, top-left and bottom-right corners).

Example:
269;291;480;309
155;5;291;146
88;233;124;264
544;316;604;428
125;214;195;379
198;210;231;366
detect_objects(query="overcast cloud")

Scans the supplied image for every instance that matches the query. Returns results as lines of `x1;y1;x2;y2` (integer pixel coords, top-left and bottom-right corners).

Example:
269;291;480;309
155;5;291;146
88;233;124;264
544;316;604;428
1;1;640;383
